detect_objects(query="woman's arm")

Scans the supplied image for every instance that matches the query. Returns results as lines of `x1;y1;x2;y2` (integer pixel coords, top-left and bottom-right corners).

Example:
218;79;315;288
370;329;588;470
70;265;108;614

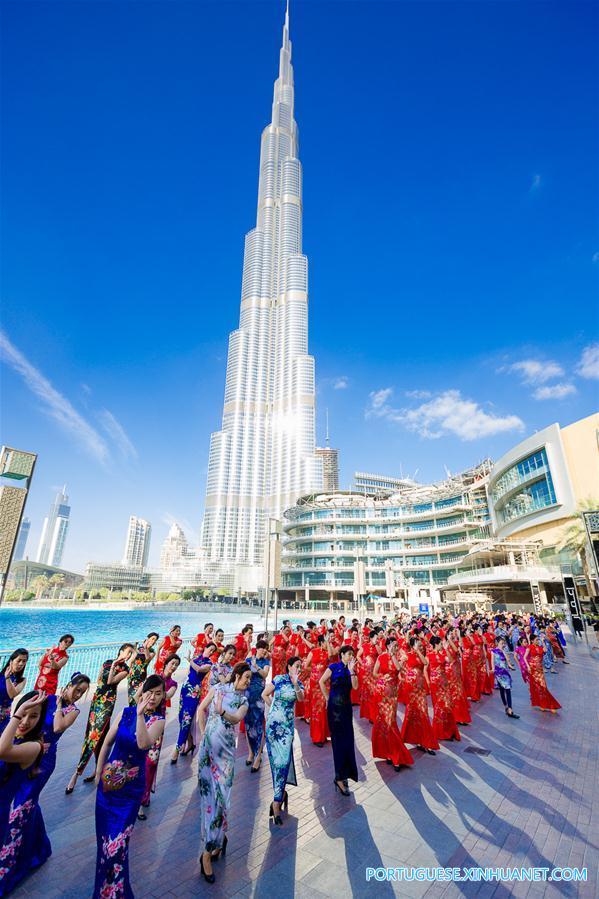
197;688;214;735
5;676;25;700
107;664;128;686
257;664;270;681
261;682;275;708
53;694;80;733
94;718;120;785
221;703;249;725
373;658;380;677
53;655;69;671
318;668;331;703
0;715;41;767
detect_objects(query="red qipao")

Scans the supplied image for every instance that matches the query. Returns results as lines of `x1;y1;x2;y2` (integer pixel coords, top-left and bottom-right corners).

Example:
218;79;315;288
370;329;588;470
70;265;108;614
444;645;471;724
461;635;480;702
400;652;440;751
472;634;492;696
234;633;249;663
155;636;182;676
483;631;496;694
371;653;414;767
294;636;310;718
271;634;289;677
428;650;460;742
308;648;330;743
358;644;378;722
34;647;67;694
527;645;561;711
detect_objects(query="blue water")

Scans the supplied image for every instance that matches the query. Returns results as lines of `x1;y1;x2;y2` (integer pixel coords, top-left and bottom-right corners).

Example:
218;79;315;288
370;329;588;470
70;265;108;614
0;607;271;649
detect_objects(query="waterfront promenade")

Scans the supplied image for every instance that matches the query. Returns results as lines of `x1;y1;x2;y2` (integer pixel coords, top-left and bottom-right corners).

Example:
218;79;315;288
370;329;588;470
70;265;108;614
12;638;598;899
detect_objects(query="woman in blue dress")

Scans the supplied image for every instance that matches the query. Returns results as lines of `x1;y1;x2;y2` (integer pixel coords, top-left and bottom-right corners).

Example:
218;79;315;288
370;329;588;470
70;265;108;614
263;656;304;826
170;643;215;764
0;690;47;859
197;662;250;884
92;675;166;899
244;640;270;772
209;644;236;687
319;645;359;796
0;651;28;735
0;674;90;895
490;638;519;720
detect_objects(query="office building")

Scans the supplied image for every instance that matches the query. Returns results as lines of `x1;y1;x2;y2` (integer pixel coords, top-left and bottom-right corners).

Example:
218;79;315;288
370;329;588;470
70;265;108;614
123;516;151;568
353;472;416;497
37;486;70;568
84;562;151;593
14;517;31;561
0;446;37;601
315;446;339;493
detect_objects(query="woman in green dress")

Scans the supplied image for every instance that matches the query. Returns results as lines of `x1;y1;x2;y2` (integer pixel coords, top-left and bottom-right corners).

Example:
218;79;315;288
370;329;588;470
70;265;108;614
197;662;251;884
263;656;304;826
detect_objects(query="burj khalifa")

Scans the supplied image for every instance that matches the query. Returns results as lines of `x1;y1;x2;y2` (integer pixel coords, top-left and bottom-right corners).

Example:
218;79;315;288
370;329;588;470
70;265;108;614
200;3;323;590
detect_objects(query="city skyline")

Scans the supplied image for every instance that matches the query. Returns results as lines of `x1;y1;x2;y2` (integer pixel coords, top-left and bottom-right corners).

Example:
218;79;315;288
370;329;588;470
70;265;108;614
2;0;598;572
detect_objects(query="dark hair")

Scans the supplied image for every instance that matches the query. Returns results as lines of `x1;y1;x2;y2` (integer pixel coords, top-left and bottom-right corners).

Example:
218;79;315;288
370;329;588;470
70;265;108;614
339;645;354;659
203;642;217;656
429;635;442;648
256;639;269;650
329;619;336;626
142;674;165;693
242;624;253;634
170;625;181;633
12;691;48;780
215;628;224;636
224;644;237;655
68;672;91;690
59;634;74;645
317;635;326;645
118;643;134;654
1;648;29;683
385;637;396;648
204;623;213;630
306;621;316;629
163;654;181;670
408;636;419;648
147;632;159;640
286;656;301;671
230;662;251;683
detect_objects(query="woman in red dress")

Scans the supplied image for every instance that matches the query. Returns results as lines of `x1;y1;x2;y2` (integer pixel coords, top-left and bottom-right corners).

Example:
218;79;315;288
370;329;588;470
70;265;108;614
270;626;291;677
193;623;214;656
348;627;361;704
357;631;379;722
305;635;331;745
34;634;74;694
211;630;225;662
427;637;460;742
461;627;481;702
400;637;439;754
525;637;561;712
483;627;496;694
293;626;311;718
371;638;413;770
445;628;471;725
155;626;182;675
234;625;253;663
472;626;492;696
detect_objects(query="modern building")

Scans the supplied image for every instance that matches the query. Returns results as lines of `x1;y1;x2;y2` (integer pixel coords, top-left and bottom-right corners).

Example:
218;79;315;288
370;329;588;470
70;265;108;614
281;461;492;610
316;446;339;493
13;517;31;561
0;446;37;602
200;5;323;593
353;472;416;497
160;522;190;570
8;560;84;593
37;486;70;568
84;562;151;593
156;523;205;590
123;516;151;568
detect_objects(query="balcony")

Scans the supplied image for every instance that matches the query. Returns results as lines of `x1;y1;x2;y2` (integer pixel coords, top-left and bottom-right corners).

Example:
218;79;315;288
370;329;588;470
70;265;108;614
447;563;562;587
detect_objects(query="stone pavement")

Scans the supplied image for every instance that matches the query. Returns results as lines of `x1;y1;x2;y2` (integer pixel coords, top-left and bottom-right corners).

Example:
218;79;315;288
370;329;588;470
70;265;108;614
11;636;598;898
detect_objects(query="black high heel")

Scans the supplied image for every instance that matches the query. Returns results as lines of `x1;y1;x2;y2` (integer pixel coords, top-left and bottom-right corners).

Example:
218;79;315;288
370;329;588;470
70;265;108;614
182;739;195;757
83;773;96;784
269;802;283;825
282;790;288;811
333;779;350;796
245;758;254;766
65;786;74;795
171;755;178;765
200;854;215;884
212;835;228;860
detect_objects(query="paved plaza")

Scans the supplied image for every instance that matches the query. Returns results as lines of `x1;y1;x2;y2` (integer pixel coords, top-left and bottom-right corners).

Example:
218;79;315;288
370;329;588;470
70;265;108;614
12;636;599;899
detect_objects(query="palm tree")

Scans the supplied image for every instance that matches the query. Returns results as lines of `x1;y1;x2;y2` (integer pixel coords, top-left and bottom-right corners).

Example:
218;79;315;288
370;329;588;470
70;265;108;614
49;573;65;600
557;498;599;597
31;574;50;600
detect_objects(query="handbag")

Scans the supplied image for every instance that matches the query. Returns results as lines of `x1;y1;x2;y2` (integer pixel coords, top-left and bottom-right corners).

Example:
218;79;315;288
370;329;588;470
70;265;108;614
101;759;139;792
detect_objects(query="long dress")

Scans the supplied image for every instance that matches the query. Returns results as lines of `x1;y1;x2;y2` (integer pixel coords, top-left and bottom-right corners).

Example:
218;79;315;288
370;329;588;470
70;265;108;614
491;648;512;691
483;632;496;694
371;654;414;768
0;757;41;869
527;645;561;711
514;646;530;683
308;649;330;744
175;656;211;753
94;706;163;899
461;636;480;702
358;644;378;722
472;634;491;696
401;652;440;751
127;645;154;706
0;674;17;736
428;650;460;742
244;657;270;757
265;675;298;802
141;676;178;806
34;647;67;695
198;684;248;852
0;696;78;895
77;659;129;775
327;663;358;783
271;635;289;678
154;636;182;676
445;644;471;725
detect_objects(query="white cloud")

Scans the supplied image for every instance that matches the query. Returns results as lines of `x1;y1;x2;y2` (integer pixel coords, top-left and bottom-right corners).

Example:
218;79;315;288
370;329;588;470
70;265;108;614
404;389;431;400
576;343;599;379
530;173;542;192
98;409;138;461
592;252;599;264
0;329;110;465
366;387;524;441
506;359;564;385
332;376;349;390
533;383;577;400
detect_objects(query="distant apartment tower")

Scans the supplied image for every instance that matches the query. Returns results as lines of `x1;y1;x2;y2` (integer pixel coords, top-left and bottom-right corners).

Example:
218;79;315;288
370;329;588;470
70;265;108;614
0;446;37;601
353;472;415;497
37;486;70;568
316;447;339;493
14;518;31;561
160;522;189;570
123;516;151;567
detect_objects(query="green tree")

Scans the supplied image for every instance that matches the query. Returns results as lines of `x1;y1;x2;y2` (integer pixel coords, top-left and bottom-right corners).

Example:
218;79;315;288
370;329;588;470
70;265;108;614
31;575;50;600
49;573;65;599
557;498;599;596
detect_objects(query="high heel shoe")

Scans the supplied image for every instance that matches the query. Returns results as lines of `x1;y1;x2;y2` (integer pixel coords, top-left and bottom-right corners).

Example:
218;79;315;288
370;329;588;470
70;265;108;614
171;755;178;765
83;773;96;784
65;785;75;795
269;802;283;825
282;790;288;811
182;740;196;757
333;779;350;796
245;758;254;766
212;835;228;860
251;757;261;773
200;854;215;884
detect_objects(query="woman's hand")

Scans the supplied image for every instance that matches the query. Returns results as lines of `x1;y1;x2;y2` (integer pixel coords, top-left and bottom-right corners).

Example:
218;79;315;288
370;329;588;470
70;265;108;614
136;692;153;716
15;690;46;717
347;658;356;675
214;692;223;716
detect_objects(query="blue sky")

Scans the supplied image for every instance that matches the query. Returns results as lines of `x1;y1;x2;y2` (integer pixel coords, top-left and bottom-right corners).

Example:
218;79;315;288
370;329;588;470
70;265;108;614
2;0;598;572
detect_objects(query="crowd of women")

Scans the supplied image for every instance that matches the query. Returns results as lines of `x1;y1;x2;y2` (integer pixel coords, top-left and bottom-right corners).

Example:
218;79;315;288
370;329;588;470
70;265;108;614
0;610;566;895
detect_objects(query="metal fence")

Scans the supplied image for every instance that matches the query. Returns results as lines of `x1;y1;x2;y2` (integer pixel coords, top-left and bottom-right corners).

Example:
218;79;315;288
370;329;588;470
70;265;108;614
0;633;235;691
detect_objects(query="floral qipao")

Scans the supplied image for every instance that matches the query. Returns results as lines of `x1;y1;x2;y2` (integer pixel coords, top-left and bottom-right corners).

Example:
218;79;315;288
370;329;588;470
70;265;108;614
198;685;248;854
265;675;298;802
34;647;67;695
491;648;512;690
0;675;17;736
358;644;378;722
94;706;163;899
271;635;288;678
461;636;480;702
0;696;78;895
444;644;471;724
515;645;530;683
401;652;440;751
371;654;414;768
428;650;460;742
77;660;129;775
154;636;182;677
308;648;330;744
527;645;561;712
244;656;270;757
176;656;212;753
127;645;153;706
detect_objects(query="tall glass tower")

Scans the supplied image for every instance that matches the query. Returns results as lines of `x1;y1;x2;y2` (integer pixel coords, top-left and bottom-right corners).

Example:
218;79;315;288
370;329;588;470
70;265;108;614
37;486;70;568
201;4;322;590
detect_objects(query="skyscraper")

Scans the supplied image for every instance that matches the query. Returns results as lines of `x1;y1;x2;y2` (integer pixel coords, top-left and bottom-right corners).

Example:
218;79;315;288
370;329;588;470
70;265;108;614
0;446;37;601
14;517;31;561
316;412;339;492
37;486;70;568
123;516;151;568
201;4;322;591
